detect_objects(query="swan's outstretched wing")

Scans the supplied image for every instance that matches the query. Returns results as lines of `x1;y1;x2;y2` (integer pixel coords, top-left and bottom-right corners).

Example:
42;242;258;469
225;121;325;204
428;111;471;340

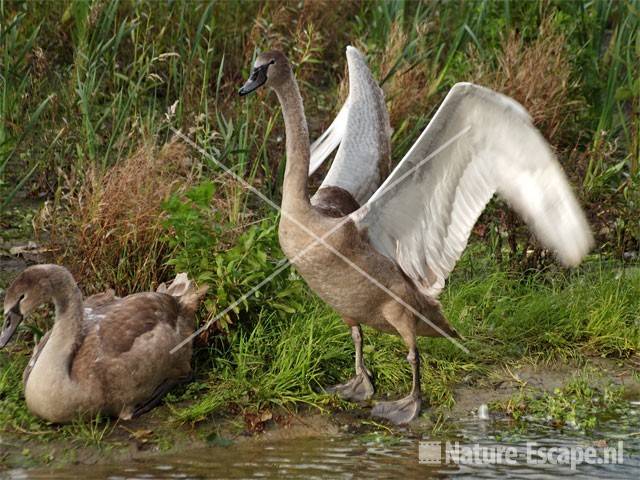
310;46;391;206
309;97;350;175
353;82;593;297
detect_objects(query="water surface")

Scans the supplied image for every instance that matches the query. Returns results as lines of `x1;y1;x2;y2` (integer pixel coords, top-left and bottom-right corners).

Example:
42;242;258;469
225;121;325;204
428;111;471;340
7;409;639;479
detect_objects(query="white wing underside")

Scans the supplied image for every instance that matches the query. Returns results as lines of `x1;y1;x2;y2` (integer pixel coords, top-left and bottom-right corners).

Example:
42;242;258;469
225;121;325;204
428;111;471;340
309;46;390;206
309;97;349;175
353;82;593;297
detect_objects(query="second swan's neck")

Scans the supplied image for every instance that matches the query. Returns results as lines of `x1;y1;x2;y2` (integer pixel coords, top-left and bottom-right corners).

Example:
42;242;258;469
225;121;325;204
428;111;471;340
274;75;311;214
24;273;93;422
29;274;84;387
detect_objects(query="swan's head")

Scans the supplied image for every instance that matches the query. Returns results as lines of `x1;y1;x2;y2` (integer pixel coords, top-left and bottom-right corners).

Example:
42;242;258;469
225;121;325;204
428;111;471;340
239;51;291;96
1;265;69;348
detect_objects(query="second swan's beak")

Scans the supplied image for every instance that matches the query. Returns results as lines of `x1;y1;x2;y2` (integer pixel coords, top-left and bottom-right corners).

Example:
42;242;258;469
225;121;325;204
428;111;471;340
0;311;22;349
238;61;273;96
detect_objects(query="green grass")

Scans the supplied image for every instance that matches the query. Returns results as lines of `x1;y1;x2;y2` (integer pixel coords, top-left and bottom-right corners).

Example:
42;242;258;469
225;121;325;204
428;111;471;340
0;1;637;253
1;245;638;442
63;414;114;448
492;372;630;432
170;300;348;423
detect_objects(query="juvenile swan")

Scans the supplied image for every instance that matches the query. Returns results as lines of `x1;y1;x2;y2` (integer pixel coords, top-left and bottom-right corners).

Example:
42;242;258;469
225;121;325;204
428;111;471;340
0;265;207;423
239;47;593;424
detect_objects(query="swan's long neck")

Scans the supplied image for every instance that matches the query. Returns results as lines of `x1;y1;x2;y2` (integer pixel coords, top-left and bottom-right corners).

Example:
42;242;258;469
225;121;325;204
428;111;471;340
274;74;311;214
25;271;88;417
43;280;84;374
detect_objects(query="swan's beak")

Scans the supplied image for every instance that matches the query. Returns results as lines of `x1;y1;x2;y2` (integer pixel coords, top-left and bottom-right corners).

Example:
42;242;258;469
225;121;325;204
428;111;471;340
0;311;22;348
239;61;272;96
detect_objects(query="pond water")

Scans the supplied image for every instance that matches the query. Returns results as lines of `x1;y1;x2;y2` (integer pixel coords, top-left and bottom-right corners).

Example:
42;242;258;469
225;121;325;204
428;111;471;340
6;407;639;479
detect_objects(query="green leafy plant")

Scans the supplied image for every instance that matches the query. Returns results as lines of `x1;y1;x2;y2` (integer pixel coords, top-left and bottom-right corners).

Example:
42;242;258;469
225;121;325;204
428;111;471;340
496;376;629;432
163;181;307;332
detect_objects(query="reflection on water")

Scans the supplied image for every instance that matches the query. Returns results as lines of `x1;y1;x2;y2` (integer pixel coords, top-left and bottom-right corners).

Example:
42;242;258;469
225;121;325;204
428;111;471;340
6;409;640;479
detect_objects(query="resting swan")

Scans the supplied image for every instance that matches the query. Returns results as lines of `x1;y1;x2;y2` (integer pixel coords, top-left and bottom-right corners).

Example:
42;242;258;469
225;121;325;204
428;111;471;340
0;265;207;423
239;47;593;424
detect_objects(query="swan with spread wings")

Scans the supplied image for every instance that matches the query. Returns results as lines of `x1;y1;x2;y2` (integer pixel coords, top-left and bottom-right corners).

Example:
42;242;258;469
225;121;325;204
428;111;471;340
239;46;593;424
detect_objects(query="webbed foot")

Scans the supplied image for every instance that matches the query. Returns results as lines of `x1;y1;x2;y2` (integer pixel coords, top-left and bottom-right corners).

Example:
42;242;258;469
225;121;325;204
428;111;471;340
371;394;421;424
325;370;375;402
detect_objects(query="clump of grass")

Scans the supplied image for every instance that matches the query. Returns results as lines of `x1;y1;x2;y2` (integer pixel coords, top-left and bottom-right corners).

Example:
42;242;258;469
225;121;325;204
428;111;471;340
43;139;195;293
0;354;38;433
0;204;37;244
170;300;351;423
471;17;580;142
378;21;438;130
247;0;357;66
0;3;55;213
495;374;629;432
162;182;308;334
62;414;114;448
442;247;640;361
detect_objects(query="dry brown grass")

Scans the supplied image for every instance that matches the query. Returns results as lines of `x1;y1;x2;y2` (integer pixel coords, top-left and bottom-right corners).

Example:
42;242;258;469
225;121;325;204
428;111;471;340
247;0;359;57
43;139;195;294
471;19;581;142
358;17;579;145
377;22;439;129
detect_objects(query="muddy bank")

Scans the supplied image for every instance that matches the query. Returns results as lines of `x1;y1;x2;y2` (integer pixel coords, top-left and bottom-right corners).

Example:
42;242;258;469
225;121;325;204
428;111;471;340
1;356;638;471
451;356;640;416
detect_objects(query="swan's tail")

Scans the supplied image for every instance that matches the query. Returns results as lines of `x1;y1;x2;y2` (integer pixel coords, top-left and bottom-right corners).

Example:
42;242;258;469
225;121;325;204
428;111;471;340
157;273;208;314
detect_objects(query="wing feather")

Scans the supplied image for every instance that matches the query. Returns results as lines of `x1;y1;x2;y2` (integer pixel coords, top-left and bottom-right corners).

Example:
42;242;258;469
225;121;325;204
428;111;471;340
310;46;391;205
92;293;181;355
353;82;593;297
309;98;350;175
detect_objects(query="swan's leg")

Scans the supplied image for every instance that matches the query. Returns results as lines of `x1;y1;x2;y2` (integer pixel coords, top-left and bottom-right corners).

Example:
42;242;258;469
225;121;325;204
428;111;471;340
372;303;422;424
325;324;375;402
371;345;421;424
